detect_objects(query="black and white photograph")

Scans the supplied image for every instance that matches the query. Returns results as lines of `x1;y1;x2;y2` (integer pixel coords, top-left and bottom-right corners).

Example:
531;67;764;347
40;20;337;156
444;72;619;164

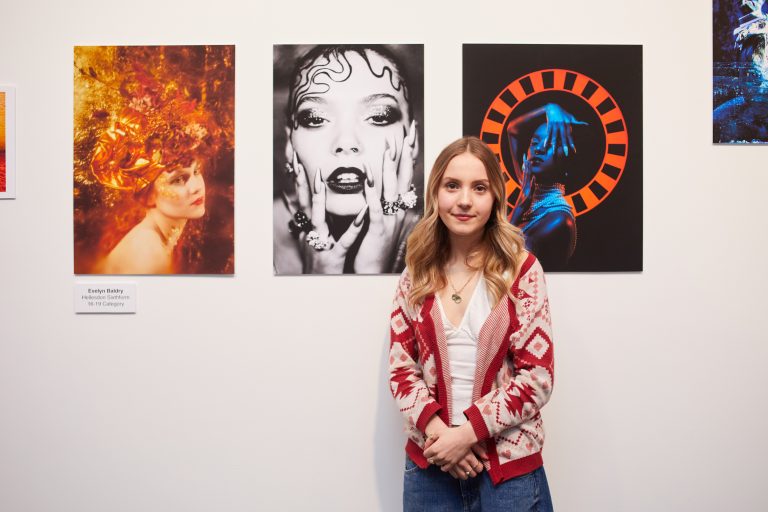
273;44;424;275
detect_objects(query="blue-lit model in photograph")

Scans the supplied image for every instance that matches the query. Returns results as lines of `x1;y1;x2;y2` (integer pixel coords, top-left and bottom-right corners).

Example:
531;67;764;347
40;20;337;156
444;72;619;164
714;0;768;143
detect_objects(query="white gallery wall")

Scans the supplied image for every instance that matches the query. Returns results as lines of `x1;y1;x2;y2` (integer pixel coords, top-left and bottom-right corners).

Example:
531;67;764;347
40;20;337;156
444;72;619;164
1;0;767;510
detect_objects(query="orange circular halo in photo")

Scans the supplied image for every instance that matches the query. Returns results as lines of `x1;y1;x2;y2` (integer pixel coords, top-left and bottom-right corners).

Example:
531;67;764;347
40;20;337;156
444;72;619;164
478;69;628;218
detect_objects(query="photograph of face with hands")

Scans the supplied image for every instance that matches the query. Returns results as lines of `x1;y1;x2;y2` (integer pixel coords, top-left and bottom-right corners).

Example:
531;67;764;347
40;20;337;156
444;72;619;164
463;44;643;272
273;44;424;275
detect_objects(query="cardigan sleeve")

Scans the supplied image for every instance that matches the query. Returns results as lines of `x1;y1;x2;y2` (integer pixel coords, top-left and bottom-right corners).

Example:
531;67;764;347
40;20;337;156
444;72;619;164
389;271;442;433
463;258;555;441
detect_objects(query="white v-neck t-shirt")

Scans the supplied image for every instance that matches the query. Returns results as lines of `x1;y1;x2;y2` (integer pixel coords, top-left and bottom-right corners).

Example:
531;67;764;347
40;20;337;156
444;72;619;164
437;276;492;426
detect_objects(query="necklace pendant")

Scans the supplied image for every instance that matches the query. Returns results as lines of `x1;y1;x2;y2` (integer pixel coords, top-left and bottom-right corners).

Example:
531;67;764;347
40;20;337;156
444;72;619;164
451;293;462;304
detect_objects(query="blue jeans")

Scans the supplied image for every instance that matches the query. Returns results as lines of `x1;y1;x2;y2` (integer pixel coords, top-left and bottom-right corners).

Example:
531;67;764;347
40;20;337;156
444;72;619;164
403;457;553;512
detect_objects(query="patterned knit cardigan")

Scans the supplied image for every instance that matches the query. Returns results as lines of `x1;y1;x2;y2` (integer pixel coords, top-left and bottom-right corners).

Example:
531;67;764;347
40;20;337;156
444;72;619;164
389;253;554;485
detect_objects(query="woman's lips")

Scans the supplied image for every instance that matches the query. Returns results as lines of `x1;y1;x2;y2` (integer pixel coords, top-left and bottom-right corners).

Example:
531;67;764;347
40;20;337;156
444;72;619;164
452;213;474;222
191;196;205;206
326;167;365;194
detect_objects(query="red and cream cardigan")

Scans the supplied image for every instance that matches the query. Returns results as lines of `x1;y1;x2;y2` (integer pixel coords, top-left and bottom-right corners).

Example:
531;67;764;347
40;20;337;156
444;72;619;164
389;253;554;485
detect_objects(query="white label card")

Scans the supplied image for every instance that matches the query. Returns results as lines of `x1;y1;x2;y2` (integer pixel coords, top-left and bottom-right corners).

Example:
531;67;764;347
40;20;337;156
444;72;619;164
74;283;137;314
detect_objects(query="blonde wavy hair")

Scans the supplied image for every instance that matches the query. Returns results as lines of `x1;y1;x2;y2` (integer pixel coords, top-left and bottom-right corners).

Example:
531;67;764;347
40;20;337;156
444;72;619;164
406;136;526;308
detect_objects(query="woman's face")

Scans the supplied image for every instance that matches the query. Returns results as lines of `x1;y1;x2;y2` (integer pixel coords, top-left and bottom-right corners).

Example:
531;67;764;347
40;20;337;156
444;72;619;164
289;50;411;216
437;152;494;241
151;160;206;220
526;123;563;184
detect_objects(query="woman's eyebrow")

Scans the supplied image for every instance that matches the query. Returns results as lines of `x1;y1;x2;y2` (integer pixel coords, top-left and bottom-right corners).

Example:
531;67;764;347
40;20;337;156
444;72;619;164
166;168;187;179
362;93;398;104
296;96;327;108
442;175;489;184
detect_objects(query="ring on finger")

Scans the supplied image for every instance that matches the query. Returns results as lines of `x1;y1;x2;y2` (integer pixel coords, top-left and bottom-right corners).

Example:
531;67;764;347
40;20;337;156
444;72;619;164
306;230;331;251
288;210;312;236
396;185;417;210
381;199;401;216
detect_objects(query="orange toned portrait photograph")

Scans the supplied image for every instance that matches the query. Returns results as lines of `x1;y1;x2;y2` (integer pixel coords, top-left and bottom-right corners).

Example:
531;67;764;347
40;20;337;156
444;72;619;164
73;45;235;275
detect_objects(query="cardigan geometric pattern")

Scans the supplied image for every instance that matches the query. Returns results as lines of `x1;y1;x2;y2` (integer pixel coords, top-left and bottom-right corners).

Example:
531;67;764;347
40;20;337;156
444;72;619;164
389;253;554;485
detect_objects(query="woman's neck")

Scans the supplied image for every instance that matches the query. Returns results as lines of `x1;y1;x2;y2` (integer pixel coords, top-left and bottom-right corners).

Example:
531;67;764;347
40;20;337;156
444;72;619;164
446;233;483;271
147;209;187;249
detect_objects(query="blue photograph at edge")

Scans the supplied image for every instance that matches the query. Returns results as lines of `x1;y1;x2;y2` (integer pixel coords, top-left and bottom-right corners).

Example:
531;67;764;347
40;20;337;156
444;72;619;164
714;0;768;143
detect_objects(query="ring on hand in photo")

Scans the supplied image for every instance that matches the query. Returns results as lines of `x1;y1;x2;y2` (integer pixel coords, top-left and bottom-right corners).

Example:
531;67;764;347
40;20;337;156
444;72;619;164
306;230;331;251
396;185;418;210
381;199;401;216
288;210;312;236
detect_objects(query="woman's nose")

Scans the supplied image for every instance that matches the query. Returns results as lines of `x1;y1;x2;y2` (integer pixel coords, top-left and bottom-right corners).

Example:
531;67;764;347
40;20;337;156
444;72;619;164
458;188;472;206
332;123;361;155
190;175;203;193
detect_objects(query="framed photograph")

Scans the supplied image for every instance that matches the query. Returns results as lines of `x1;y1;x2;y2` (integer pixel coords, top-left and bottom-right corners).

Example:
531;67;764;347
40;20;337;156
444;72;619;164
463;44;643;272
713;0;768;143
273;44;424;275
73;45;235;275
0;85;16;199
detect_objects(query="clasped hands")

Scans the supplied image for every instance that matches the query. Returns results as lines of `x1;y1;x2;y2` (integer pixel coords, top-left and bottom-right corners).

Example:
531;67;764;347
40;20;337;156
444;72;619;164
423;416;489;481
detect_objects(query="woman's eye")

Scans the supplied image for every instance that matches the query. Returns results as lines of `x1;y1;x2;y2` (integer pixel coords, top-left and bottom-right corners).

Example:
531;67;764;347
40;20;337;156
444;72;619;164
475;185;487;192
366;105;401;126
296;109;328;128
445;182;459;190
170;175;188;185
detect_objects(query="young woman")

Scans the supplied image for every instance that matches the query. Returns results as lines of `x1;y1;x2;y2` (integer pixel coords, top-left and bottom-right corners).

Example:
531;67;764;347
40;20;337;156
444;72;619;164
83;103;214;275
94;144;207;274
273;44;423;274
390;136;555;511
507;103;584;271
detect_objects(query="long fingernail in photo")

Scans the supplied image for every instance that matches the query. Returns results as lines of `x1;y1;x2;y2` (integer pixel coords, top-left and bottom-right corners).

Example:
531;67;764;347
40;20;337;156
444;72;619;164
314;167;323;193
354;205;368;226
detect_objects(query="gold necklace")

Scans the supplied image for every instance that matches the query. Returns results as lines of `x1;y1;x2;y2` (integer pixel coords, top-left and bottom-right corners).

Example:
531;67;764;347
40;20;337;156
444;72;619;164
153;223;183;253
447;270;477;304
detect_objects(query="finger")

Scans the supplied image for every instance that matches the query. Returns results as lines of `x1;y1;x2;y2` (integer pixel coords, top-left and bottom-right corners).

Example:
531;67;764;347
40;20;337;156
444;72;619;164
410;119;420;161
457;460;475;479
336;206;368;251
464;453;480;469
561;124;570;156
281;191;299;216
397;121;415;195
544;119;555;149
311;168;329;237
295;161;311;213
557;123;567;157
454;464;470;481
364;164;383;219
382;135;399;202
471;443;489;461
405;119;417;148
